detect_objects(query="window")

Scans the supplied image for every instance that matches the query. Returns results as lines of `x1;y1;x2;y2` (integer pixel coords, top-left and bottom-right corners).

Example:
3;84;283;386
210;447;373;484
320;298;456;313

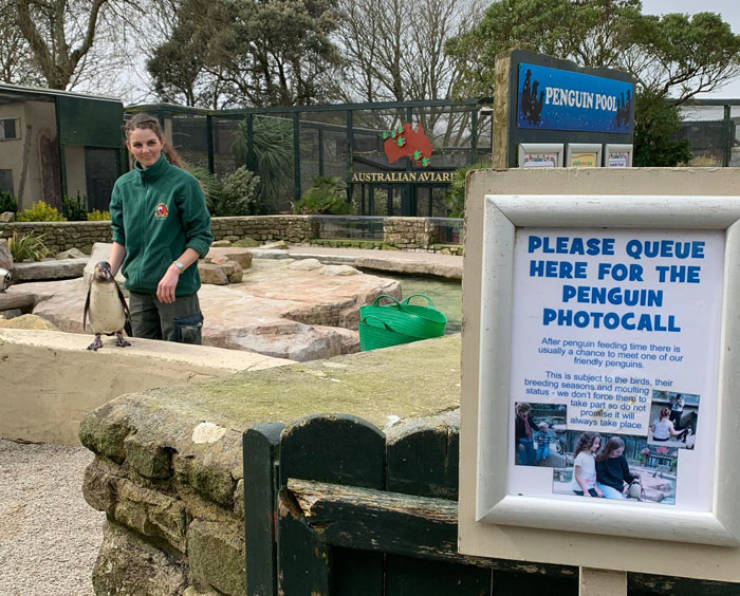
0;118;19;141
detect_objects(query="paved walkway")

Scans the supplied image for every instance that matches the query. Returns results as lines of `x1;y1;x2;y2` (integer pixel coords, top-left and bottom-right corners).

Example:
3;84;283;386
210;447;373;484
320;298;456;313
251;245;463;279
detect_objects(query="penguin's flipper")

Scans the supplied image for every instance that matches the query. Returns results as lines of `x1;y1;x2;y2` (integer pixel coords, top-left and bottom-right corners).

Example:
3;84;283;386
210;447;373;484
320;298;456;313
114;281;133;337
83;284;92;331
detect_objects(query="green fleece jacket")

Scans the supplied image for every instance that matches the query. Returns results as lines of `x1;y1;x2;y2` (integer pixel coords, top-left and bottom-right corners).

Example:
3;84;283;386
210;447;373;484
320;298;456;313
109;154;213;296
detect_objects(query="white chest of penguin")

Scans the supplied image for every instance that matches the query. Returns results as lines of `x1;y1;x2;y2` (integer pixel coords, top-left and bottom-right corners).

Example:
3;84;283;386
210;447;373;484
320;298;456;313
88;283;126;333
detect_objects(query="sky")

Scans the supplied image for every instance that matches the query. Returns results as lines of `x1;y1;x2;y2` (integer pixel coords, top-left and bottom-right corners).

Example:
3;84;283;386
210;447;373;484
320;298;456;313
641;0;740;99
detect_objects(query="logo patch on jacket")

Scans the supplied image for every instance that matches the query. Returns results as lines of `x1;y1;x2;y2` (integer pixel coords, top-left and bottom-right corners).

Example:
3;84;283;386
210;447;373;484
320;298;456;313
154;203;168;218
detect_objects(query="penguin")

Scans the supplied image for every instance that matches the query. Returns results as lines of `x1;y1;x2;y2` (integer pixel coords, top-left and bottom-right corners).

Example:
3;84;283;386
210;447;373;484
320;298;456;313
83;261;132;351
0;267;11;292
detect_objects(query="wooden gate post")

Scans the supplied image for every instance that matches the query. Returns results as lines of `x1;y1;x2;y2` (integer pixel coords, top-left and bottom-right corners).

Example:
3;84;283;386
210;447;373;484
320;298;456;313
244;422;284;596
277;414;386;595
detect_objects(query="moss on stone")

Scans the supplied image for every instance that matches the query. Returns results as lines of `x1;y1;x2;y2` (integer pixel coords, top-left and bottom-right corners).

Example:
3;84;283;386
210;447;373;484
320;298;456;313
132;335;461;431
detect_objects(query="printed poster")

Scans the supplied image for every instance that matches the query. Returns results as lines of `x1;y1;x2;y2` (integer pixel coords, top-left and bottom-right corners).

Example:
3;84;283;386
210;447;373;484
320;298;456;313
507;229;724;511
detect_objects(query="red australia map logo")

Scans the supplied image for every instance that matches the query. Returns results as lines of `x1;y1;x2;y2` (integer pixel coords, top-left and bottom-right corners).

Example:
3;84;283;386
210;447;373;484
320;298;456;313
382;123;432;167
154;203;168;218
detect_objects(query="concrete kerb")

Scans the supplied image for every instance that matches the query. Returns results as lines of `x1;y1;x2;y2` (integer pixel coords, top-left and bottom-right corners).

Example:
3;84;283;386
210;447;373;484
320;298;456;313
0;328;289;445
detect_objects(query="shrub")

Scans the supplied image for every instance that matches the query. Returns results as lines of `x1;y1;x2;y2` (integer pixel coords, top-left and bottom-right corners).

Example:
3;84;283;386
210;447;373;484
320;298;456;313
87;209;111;221
442;162;488;218
293;176;351;215
8;231;50;261
188;166;224;215
0;190;17;213
16;200;67;222
218;167;261;215
62;192;88;221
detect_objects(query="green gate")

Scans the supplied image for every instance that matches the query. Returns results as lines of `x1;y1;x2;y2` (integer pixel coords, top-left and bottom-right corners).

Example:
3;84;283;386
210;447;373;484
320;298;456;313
242;415;734;595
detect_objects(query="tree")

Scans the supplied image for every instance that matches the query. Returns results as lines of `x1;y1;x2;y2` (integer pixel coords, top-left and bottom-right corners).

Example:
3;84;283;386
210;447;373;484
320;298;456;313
0;1;45;86
446;1;740;165
147;0;342;108
332;0;484;145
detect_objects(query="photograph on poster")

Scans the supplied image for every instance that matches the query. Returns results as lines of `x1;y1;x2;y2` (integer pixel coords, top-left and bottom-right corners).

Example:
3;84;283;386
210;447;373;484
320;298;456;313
514;402;567;466
607;151;630;168
648;390;699;449
551;432;678;504
570;152;598;167
507;229;724;512
522;153;558;168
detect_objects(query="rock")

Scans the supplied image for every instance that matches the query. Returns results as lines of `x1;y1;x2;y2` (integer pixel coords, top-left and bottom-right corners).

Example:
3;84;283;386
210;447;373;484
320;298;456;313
92;522;188;596
198;262;229;285
0;309;21;319
0;238;11;269
289;258;322;271
261;240;288;250
192;422;227;444
0;211;15;223
206;255;230;265
187;520;245;596
11;258;86;281
13;259;401;361
322;264;359;276
211;240;232;247
223;235;240;243
84;243;126;284
231;236;259;248
56;247;87;259
0;314;59;331
224;261;243;283
205;246;252;270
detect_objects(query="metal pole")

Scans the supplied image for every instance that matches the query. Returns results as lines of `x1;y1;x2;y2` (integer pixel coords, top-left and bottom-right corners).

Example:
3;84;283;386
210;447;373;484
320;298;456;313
723;104;732;168
318;128;325;177
206;115;215;174
471;108;479;164
293;112;301;204
246;114;255;170
346;110;354;205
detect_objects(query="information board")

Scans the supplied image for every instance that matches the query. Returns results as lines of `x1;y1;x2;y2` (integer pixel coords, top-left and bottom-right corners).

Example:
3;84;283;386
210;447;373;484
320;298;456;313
508;229;723;511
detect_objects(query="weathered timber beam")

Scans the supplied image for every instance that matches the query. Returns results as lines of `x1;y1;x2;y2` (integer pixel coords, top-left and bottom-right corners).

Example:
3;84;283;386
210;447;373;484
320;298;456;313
286;478;576;577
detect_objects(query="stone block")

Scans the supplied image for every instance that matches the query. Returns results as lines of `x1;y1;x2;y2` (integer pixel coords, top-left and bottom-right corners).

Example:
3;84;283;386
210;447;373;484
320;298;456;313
111;478;188;553
12;258;86;281
124;435;174;479
93;522;187;596
0;238;11;269
198;262;228;285
187;520;245;596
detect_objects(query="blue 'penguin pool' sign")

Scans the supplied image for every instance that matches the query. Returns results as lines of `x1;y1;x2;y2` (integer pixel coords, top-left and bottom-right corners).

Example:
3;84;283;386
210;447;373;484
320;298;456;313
518;62;633;133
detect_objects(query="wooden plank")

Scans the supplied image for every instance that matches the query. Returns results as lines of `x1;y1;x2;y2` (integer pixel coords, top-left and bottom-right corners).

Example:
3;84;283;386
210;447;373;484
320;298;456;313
243;422;284;596
386;553;491;596
279;414;386;489
0;292;35;311
286;478;574;578
493;570;578;596
277;487;331;596
628;574;740;596
386;421;459;499
278;415;387;595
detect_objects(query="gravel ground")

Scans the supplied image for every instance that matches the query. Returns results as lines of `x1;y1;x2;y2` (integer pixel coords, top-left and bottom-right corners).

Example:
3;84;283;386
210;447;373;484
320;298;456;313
0;439;103;596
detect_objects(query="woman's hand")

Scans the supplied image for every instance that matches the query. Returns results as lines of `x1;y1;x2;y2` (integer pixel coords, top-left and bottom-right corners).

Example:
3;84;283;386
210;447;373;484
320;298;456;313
156;264;180;303
595;486;603;498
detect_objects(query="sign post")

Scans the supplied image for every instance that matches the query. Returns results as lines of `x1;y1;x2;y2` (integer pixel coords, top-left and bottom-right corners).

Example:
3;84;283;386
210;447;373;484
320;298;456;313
459;168;740;593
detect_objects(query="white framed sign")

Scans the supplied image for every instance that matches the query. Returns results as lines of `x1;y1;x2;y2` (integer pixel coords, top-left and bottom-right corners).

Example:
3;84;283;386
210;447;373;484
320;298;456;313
604;143;633;168
518;143;563;168
566;143;602;167
459;168;740;582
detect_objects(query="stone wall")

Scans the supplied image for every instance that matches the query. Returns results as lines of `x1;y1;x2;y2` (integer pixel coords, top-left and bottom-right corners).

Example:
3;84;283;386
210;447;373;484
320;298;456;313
0;221;112;254
80;335;461;595
209;215;317;243
0;215;462;255
383;217;430;249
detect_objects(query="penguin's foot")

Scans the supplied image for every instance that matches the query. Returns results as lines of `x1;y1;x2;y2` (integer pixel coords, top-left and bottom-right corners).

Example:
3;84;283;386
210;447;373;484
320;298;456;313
87;335;103;351
115;332;131;348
